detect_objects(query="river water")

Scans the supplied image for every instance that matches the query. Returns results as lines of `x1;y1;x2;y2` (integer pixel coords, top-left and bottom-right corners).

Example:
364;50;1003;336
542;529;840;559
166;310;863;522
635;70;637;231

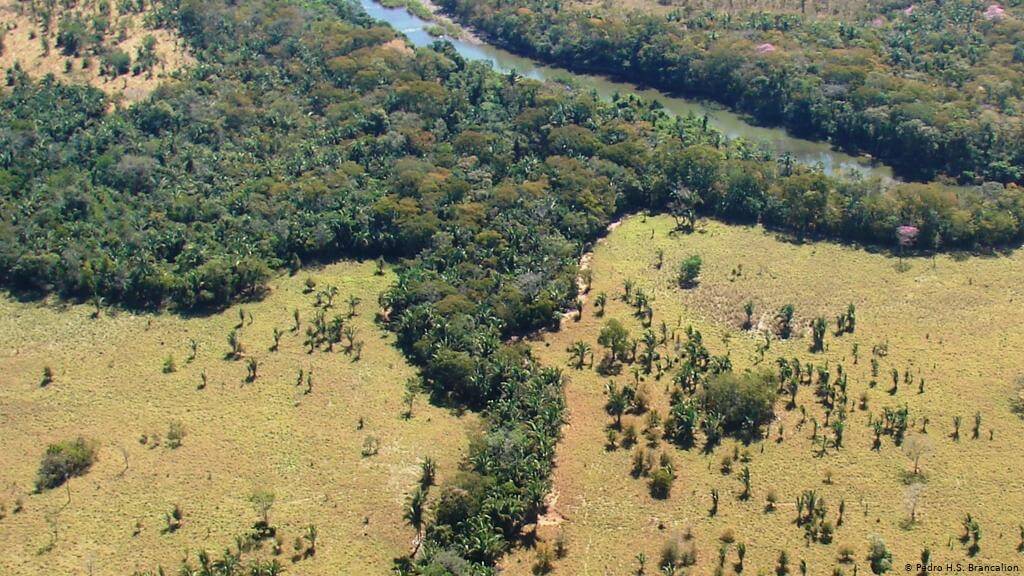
359;0;893;180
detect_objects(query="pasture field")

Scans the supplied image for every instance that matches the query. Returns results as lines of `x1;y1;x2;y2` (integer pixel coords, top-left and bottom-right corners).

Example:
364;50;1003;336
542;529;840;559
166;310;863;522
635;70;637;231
0;260;474;575
0;0;191;102
503;216;1024;575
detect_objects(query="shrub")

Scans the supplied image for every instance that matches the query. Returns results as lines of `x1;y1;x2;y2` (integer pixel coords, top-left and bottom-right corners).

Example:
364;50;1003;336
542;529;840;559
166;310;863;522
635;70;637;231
649;467;674;499
101;49;131;76
867;535;892;574
36;437;97;491
361;436;380;457
678;255;702;288
532;543;554;574
166;421;186;449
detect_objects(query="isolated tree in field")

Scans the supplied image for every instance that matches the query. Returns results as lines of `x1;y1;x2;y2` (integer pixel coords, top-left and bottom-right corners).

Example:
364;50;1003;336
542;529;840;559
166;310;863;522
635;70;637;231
303;524;318;557
227;329;243;359
419;457;437;488
347;294;361;317
567;341;592;369
594;292;607;316
903;433;932;477
598;319;630;365
776;305;795;339
270;327;282;351
605;383;628;428
776;550;790;576
246;357;258;382
867;535;892;574
962;515;981;555
249;489;275;527
164;504;183;534
710;488;720;516
404;486;427;555
166;421;186;449
678;255;702;288
40;366;54;387
952;415;962;440
649;467;674;499
740;466;752;500
36;437;97;491
742;301;754;329
810;317;826;352
972;411;982;439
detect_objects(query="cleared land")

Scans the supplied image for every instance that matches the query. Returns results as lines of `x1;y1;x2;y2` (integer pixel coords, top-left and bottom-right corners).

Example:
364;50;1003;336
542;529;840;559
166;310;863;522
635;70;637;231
0;0;191;102
0;261;474;575
503;216;1024;574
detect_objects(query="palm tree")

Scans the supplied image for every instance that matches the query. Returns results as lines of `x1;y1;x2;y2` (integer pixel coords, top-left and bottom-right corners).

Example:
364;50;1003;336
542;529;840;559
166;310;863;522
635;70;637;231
605;383;628;428
303;524;318;558
404;486;427;556
595;292;607;316
567;341;592;369
347;294;361;317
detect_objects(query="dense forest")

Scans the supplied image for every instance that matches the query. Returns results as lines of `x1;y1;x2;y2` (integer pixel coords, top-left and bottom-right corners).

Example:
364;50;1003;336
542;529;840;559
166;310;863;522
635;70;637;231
2;0;1024;572
438;0;1024;184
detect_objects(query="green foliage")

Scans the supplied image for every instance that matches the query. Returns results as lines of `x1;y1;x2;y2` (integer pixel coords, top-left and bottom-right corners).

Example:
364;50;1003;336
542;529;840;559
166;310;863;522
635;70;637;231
867;535;893;574
701;370;778;435
677;254;702;288
649;466;674;499
439;0;1024;184
36;437;97;491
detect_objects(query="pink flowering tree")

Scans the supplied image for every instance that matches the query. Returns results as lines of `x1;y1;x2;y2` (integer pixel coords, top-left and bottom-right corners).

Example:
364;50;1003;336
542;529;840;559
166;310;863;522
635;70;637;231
896;225;919;268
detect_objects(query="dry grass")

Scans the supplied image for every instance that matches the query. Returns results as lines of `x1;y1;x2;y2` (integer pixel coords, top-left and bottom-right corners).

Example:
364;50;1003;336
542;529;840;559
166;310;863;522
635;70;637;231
0;260;474;575
503;216;1024;575
0;0;191;103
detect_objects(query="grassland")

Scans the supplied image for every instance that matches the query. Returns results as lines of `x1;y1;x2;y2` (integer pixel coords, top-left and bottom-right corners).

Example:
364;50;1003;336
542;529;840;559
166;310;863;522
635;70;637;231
0;0;191;102
0;260;474;575
503;216;1024;575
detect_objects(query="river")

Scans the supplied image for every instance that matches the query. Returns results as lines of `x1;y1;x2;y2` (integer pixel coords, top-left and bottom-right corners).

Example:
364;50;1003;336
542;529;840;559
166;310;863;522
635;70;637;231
359;0;894;181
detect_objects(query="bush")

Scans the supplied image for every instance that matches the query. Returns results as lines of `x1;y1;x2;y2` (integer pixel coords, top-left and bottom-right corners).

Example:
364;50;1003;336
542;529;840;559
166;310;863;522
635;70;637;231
166;421;186;449
101;49;131;76
701;370;778;435
649;467;674;499
36;437;97;491
867;535;893;574
678;255;702;288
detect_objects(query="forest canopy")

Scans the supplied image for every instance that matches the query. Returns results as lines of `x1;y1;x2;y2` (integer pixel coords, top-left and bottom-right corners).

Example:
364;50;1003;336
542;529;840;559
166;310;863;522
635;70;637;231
438;0;1024;184
2;0;1024;572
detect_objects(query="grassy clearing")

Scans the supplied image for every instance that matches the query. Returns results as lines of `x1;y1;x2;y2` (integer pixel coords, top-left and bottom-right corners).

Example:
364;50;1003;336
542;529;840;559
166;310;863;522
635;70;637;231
0;260;474;575
0;0;191;102
504;216;1024;575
